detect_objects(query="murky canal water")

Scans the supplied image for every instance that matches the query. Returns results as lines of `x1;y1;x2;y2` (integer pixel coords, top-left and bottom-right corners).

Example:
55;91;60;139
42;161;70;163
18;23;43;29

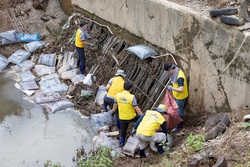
0;73;95;167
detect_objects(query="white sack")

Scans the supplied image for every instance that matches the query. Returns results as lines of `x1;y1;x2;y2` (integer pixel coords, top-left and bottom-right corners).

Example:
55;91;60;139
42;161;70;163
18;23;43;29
0;54;9;72
34;64;55;76
11;60;35;72
38;53;57;67
8;49;31;65
17;70;36;82
24;41;45;53
61;69;77;80
47;100;74;114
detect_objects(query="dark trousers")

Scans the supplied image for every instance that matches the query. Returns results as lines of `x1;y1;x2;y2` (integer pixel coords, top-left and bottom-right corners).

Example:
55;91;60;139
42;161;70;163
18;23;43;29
75;46;85;74
103;95;120;129
103;95;115;112
120;115;140;138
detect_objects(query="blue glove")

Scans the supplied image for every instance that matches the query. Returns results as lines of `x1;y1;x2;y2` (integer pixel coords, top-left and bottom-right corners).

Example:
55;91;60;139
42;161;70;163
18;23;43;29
89;43;95;47
131;128;136;137
167;85;174;91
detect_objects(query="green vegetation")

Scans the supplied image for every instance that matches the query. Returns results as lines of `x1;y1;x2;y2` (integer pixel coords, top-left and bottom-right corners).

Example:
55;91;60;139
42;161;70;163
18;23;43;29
236;150;250;167
242;122;250;128
44;160;61;167
77;146;114;167
186;133;205;152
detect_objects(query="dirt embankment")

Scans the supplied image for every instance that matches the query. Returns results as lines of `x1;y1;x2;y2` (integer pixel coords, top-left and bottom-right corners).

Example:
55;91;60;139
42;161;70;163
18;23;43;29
0;1;250;167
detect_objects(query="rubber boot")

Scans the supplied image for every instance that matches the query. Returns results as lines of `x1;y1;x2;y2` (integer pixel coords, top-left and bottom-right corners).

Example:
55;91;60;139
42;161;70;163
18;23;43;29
139;149;147;158
155;142;164;155
120;137;125;147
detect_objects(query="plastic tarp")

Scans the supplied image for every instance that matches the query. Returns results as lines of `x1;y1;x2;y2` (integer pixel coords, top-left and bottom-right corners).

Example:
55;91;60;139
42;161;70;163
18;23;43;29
8;49;31;65
0;54;9;72
39;77;68;94
17;33;40;42
35;92;61;104
162;90;183;130
17;70;36;82
24;41;45;53
11;60;35;72
90;110;115;131
0;30;19;45
94;85;107;105
34;64;55;76
126;44;158;60
38;53;57;67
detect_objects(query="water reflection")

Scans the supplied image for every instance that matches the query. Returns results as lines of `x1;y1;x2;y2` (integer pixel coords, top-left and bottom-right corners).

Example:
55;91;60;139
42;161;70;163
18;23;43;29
0;75;95;167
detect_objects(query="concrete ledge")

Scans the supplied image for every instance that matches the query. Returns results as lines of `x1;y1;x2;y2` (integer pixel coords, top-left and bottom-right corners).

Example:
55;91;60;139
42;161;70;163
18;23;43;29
72;0;250;113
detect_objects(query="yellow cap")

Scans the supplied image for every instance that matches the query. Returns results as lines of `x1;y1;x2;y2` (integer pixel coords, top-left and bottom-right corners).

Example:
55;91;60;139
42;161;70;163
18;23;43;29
156;104;167;113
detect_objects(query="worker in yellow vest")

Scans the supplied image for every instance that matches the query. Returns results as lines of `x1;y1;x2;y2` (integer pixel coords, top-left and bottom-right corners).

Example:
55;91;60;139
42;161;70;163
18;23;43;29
112;81;143;147
164;63;188;132
103;69;126;129
75;21;94;74
132;104;168;158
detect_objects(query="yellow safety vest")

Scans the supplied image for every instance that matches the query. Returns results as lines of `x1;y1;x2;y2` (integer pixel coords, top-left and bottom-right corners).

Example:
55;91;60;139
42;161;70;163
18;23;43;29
75;29;84;48
172;69;188;100
137;110;165;136
116;90;136;120
107;76;124;98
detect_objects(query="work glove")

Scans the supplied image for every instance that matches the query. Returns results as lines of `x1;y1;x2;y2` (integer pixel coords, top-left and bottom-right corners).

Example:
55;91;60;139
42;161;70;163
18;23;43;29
131;128;136;137
167;85;174;91
89;43;95;47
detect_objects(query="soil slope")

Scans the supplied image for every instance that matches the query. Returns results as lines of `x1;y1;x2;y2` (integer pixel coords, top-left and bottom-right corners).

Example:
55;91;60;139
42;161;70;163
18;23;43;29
0;1;249;167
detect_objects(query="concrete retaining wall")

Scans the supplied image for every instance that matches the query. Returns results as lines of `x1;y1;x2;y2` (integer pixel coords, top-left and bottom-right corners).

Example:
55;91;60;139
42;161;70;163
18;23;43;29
72;0;250;113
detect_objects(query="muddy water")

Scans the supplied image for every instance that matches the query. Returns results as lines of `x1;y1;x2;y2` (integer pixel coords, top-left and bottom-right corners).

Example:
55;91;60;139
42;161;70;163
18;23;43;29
0;74;95;167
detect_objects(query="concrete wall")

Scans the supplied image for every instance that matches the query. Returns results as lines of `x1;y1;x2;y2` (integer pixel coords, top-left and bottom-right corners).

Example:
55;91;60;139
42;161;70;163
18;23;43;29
72;0;250;113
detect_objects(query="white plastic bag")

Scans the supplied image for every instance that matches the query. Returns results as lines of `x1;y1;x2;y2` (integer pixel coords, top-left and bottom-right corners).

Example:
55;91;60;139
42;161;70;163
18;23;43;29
84;74;96;86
